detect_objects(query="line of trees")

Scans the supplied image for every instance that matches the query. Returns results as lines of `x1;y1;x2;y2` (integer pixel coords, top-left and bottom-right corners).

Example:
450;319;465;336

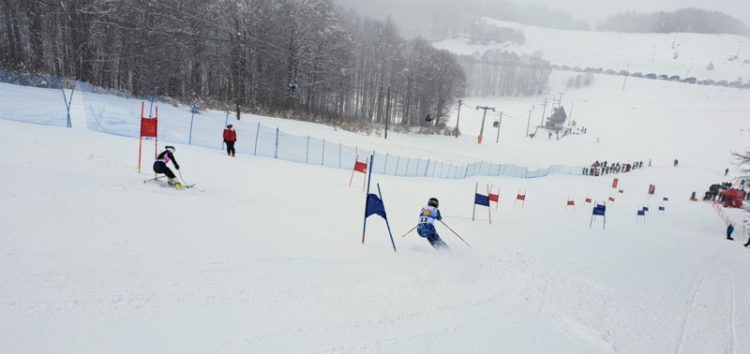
464;21;525;46
597;8;749;36
457;50;551;97
0;0;466;130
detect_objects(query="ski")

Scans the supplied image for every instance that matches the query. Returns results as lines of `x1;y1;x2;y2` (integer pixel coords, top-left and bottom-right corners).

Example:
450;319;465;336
143;175;166;183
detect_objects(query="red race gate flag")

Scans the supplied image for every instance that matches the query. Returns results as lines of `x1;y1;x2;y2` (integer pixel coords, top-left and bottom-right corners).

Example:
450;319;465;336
140;117;158;138
612;178;619;189
349;156;369;191
515;191;527;208
487;185;500;210
567;200;575;206
354;161;367;173
137;102;158;173
585;198;592;204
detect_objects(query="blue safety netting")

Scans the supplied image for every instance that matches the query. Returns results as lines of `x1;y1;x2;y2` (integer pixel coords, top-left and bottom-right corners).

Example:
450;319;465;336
0;79;584;180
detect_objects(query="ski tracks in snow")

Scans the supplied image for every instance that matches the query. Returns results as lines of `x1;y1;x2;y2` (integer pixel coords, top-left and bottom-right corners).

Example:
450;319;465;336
730;274;737;354
674;275;704;354
673;272;748;354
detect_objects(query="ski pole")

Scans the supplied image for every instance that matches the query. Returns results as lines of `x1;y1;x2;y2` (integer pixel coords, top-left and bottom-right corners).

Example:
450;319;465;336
177;169;190;185
400;225;417;238
439;220;471;247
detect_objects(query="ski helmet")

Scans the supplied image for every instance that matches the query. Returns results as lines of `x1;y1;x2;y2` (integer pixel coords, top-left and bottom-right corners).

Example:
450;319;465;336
165;145;176;153
428;197;439;208
227;124;233;128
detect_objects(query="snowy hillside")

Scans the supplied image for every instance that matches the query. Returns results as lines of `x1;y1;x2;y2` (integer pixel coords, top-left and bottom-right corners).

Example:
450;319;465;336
434;18;750;82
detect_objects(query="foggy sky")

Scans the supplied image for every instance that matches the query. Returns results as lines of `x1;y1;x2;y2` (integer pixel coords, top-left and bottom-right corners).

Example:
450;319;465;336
528;0;750;26
336;0;750;30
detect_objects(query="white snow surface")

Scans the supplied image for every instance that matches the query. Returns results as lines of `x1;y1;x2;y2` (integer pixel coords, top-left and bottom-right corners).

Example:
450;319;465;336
2;50;750;352
433;18;750;82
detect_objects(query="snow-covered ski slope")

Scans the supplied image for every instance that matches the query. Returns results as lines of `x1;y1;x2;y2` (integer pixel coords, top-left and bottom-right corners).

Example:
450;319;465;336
434;18;750;82
3;27;750;353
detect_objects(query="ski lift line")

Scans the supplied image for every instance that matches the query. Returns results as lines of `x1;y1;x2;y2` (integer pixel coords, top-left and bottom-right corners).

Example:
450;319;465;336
495;111;520;119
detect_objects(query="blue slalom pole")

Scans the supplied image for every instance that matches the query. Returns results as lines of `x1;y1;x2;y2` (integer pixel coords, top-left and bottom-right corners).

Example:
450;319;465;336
254;122;260;155
377;183;397;252
67;81;77;128
305;136;310;164
188;104;196;145
361;153;375;244
148;94;155;117
58;79;70;127
321;139;326;165
274;127;279;159
59;77;76;128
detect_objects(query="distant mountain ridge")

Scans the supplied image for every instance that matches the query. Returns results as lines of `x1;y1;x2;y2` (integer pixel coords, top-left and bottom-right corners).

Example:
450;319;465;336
597;8;749;37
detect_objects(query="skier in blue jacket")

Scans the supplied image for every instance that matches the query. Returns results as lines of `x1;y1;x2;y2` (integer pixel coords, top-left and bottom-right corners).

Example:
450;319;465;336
417;198;448;249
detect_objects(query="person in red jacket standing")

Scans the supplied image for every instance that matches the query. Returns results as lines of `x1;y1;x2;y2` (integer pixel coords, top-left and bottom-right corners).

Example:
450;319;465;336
223;124;237;157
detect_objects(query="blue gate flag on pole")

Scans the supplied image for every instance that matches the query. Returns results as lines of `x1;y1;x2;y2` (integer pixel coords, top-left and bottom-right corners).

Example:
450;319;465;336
590;204;607;229
659;206;666;211
475;193;490;207
642;206;649;212
663;197;669;201
637;209;646;216
361;154;397;252
472;182;492;224
365;194;387;219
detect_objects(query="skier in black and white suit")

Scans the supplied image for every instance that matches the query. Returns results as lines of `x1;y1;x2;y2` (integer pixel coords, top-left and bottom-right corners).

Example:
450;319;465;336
153;146;181;188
